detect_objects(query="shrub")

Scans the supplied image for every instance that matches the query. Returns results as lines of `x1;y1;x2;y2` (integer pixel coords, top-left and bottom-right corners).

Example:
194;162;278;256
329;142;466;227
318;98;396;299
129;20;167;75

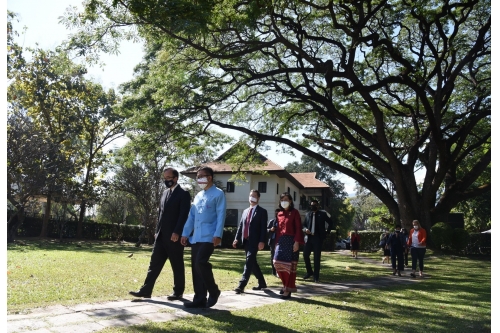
430;222;452;250
451;228;470;254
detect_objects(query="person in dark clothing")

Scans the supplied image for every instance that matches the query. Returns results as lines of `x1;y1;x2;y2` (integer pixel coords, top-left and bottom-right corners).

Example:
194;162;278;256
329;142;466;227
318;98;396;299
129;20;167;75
381;230;391;264
385;225;406;276
232;189;268;293
129;167;191;300
267;208;281;277
302;200;333;282
401;228;409;267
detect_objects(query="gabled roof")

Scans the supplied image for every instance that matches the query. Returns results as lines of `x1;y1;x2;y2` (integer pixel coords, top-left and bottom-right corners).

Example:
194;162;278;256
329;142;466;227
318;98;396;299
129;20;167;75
289;172;330;189
181;144;330;189
181;144;285;174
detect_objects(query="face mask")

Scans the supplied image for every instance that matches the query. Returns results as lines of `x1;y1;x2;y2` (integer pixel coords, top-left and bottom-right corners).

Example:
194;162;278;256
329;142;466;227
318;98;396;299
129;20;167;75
281;201;290;209
164;179;175;188
413;226;419;230
197;177;208;189
395;230;401;233
311;206;318;211
249;196;258;203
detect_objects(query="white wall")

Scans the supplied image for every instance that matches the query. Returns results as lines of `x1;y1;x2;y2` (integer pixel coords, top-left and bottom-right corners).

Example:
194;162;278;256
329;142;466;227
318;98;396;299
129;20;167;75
214;173;305;225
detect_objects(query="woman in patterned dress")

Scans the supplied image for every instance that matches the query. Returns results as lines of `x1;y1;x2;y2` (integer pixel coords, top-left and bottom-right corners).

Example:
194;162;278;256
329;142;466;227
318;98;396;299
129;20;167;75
273;193;304;299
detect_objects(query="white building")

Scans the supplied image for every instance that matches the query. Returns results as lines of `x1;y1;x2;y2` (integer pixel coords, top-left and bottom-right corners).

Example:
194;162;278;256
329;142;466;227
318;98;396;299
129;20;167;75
181;145;332;226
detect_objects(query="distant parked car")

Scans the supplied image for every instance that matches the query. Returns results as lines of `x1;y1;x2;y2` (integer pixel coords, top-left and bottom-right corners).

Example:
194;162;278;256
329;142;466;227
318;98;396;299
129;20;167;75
335;239;346;249
335;238;351;250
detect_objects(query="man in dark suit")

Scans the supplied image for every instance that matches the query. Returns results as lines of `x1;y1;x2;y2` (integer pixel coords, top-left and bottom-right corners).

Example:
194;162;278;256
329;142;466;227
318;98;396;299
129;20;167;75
129;167;191;300
232;189;268;293
302;200;333;282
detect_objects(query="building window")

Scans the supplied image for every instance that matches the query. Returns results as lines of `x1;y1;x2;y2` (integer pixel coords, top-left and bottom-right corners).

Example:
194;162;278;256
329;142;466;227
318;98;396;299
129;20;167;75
258;182;267;193
294;191;296;201
226;182;235;193
225;209;238;227
276;183;279;195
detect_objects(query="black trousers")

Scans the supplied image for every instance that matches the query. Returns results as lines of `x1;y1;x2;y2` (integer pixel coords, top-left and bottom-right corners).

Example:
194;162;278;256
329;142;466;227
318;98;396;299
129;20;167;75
140;232;185;295
269;244;276;275
390;249;404;271
303;235;323;280
411;247;426;271
191;242;219;304
238;240;266;288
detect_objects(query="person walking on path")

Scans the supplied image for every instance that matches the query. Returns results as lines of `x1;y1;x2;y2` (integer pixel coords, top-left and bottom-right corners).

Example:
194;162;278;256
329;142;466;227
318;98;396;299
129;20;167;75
267;208;280;277
181;166;226;308
129;167;191;300
273;192;304;299
232;190;268;293
401;228;409;267
350;230;361;258
385;225;406;276
380;230;391;264
302;200;333;282
407;220;427;278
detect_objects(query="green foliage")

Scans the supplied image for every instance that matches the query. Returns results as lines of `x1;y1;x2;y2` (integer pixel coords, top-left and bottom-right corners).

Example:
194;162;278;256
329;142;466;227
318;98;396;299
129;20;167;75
64;0;490;232
430;222;453;251
451;228;471;254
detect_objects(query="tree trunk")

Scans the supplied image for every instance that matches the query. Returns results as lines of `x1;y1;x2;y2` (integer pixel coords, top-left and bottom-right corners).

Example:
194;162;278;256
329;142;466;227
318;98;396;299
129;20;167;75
39;193;52;238
77;200;86;239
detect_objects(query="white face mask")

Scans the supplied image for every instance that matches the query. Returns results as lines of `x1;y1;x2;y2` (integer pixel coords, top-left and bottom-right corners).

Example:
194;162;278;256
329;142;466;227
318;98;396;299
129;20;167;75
197;177;208;190
249;196;258;203
413;226;419;230
281;201;290;209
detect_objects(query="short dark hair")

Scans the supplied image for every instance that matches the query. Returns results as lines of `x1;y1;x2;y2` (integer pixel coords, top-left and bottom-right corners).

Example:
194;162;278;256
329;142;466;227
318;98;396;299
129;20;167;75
163;167;179;178
279;192;294;210
250;189;260;197
395;225;402;229
197;166;214;177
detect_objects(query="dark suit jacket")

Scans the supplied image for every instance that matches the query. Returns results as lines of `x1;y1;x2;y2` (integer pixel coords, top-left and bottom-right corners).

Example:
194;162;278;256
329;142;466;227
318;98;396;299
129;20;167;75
235;205;268;249
302;210;333;242
267;218;278;247
155;185;191;237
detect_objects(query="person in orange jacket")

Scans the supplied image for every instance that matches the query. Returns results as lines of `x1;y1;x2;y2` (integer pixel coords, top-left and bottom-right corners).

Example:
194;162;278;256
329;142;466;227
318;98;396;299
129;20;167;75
407;220;427;278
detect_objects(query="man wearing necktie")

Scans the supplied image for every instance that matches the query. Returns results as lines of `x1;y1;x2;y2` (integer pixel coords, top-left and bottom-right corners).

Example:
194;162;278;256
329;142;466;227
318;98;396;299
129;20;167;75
232;189;268;293
129;167;191;300
302;200;333;282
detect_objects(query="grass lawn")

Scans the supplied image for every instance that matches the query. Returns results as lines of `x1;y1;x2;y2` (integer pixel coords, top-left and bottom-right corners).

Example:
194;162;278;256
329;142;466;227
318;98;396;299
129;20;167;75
7;240;491;332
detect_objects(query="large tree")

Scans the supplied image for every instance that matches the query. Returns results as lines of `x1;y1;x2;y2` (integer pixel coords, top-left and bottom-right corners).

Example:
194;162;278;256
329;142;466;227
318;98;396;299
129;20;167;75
65;0;490;231
7;31;124;238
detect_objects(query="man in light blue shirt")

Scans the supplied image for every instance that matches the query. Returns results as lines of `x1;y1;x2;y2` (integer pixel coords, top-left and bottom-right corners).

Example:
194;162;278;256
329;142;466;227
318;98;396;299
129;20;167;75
181;166;226;308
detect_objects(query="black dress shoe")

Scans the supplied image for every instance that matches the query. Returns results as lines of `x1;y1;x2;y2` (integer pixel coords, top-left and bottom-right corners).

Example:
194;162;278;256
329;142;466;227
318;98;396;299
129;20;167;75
281;292;292;299
234;287;244;294
303;273;312;280
279;289;284;294
207;290;221;308
166;293;183;301
252;285;267;290
129;290;151;298
184;301;206;308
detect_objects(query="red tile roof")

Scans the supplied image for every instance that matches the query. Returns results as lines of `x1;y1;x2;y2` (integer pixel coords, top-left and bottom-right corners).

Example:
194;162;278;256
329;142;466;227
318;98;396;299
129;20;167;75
289;172;330;188
181;144;330;189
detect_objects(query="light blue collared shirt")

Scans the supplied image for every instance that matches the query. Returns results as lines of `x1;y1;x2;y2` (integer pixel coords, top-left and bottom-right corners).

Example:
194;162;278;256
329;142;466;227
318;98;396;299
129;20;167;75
182;185;227;244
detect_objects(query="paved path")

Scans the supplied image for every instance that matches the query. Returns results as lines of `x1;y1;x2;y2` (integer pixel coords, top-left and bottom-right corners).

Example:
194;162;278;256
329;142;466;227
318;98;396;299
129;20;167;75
7;251;419;333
